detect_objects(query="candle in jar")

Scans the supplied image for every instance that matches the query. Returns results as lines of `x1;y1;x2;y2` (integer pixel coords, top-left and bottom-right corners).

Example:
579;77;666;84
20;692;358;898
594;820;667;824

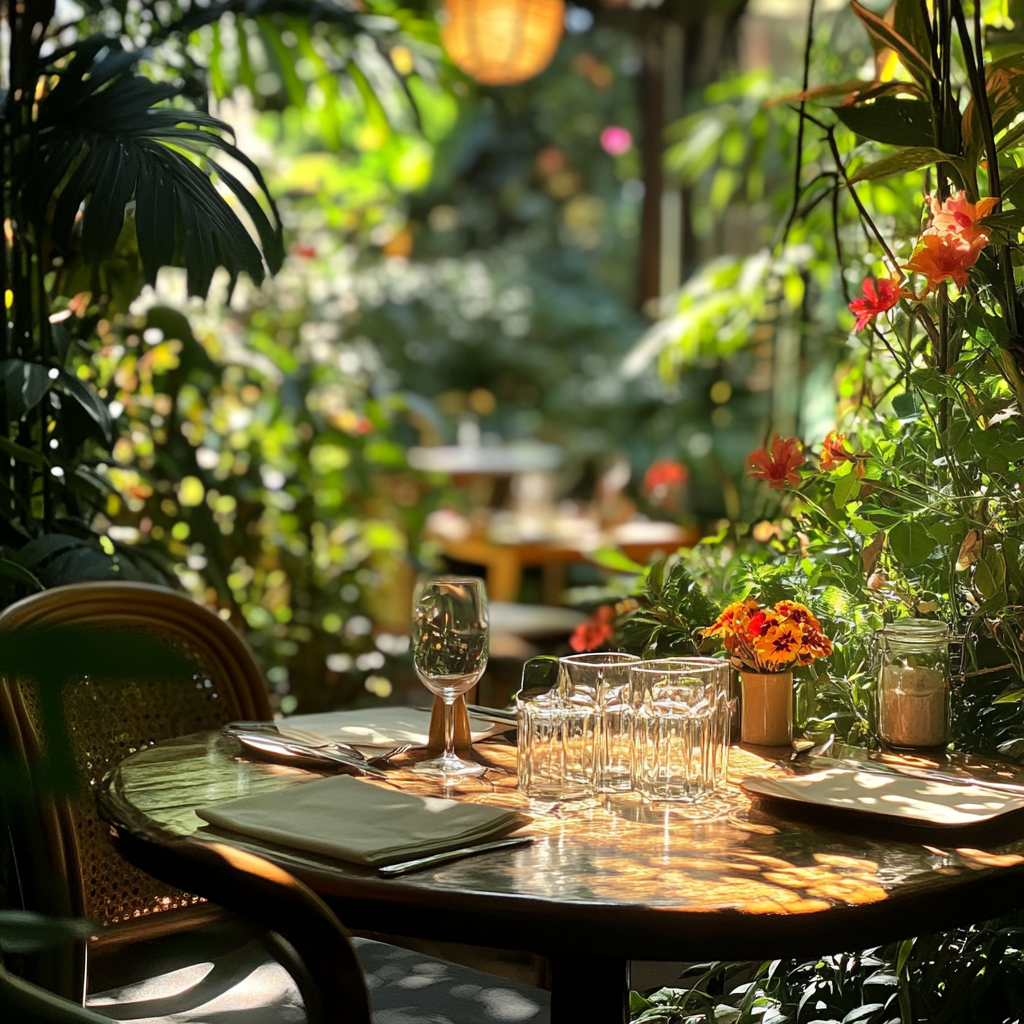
879;665;947;748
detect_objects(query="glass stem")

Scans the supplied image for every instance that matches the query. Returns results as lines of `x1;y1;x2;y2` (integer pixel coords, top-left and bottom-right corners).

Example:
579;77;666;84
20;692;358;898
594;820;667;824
443;696;456;761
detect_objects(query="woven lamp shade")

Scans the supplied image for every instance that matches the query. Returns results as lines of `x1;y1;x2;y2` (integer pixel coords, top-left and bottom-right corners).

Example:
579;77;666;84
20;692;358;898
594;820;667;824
442;0;566;87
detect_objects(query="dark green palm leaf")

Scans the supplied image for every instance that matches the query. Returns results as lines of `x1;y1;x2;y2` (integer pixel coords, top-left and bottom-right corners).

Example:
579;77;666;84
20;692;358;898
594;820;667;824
34;35;283;297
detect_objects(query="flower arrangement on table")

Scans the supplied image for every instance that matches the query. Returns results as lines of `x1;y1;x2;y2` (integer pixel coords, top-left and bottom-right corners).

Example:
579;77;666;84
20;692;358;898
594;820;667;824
703;600;832;746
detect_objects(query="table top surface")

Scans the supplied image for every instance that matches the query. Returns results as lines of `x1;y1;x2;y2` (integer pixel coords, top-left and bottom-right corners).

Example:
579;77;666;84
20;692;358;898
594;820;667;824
101;731;1024;961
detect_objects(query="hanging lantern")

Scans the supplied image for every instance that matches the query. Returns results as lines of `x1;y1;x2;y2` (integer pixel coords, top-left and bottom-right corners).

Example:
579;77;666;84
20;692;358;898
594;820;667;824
442;0;566;87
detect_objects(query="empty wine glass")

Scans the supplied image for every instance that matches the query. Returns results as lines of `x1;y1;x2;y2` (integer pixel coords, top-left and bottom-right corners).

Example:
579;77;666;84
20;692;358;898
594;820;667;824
411;575;489;778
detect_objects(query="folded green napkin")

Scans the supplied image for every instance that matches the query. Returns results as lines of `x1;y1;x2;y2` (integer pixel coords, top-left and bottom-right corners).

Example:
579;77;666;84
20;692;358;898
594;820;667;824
196;776;527;867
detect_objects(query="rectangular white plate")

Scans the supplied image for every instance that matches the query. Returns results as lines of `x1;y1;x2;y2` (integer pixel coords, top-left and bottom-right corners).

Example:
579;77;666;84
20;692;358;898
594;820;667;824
742;767;1024;828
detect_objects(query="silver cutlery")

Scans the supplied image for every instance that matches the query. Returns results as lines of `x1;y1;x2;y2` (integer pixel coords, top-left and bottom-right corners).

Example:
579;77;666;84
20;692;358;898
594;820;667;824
224;723;413;766
228;729;388;779
377;835;534;877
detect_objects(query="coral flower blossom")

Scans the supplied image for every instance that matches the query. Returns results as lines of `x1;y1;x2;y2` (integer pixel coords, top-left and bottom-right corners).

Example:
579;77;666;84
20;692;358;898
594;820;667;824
569;605;615;653
928;192;998;247
819;430;853;471
747;435;805;490
848;277;900;331
904;232;984;290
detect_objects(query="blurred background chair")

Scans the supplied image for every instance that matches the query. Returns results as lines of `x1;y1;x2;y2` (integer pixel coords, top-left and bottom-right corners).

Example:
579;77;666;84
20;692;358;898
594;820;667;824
0;581;550;1023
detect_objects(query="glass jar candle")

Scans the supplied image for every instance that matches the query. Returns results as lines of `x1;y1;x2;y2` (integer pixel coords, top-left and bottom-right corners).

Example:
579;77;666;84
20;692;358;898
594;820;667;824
877;619;950;749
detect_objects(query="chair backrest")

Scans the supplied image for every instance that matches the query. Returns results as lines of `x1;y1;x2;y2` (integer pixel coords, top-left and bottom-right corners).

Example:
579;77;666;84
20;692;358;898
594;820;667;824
0;582;271;930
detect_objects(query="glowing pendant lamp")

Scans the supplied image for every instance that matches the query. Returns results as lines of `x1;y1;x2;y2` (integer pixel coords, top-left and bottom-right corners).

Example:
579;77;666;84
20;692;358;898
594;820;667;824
442;0;566;87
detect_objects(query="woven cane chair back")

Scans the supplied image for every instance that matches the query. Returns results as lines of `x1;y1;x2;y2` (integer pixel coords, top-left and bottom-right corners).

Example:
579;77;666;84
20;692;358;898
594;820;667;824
0;582;271;928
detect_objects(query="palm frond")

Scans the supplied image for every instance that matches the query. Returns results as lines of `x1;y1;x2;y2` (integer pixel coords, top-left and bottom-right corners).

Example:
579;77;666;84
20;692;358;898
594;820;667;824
33;35;284;297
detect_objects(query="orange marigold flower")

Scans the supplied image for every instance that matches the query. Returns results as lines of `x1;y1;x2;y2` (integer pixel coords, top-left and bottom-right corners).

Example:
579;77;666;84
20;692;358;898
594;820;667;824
928;191;998;247
848;277;900;331
747;435;805;490
819;430;853;472
775;600;823;633
704;598;832;672
904;232;983;291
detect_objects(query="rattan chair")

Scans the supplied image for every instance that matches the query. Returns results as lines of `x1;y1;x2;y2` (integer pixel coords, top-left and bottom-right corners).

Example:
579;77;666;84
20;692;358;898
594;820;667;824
0;582;551;1024
0;582;276;1006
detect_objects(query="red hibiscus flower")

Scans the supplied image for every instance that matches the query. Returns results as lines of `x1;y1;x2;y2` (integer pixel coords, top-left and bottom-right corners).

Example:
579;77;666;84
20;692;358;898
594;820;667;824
569;606;616;653
848;277;900;331
747;435;805;490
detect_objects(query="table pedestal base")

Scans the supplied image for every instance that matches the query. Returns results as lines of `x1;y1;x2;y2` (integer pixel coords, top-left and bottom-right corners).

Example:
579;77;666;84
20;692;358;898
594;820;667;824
550;955;629;1024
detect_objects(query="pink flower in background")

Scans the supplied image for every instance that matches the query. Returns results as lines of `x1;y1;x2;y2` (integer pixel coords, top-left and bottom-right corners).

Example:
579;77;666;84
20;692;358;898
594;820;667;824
600;126;632;156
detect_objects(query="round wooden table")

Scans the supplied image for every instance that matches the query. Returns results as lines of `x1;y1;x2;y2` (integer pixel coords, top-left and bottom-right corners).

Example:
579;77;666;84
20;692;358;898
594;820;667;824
99;733;1024;1024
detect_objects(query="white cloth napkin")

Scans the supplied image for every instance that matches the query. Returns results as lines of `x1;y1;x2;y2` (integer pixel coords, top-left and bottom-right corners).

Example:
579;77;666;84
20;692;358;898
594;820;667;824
280;707;509;750
196;775;527;867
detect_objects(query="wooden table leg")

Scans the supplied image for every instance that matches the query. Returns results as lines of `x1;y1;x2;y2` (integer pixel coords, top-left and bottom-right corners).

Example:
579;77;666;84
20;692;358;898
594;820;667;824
550;955;629;1024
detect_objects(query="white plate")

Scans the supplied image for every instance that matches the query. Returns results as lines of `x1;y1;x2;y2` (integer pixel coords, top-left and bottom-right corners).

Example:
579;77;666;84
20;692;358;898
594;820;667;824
742;767;1024;828
280;706;510;750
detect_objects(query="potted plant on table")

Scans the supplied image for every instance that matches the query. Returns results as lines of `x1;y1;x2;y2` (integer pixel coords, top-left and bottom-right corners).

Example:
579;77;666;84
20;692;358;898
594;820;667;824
703;600;832;746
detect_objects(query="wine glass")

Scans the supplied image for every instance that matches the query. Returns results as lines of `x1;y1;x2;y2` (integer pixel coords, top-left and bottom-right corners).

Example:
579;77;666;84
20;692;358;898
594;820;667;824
411;575;489;778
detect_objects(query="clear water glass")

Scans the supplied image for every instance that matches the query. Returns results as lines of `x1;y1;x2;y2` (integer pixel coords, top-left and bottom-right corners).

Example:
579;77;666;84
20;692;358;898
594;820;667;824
516;694;595;800
558;652;639;793
630;660;723;803
411;575;489;778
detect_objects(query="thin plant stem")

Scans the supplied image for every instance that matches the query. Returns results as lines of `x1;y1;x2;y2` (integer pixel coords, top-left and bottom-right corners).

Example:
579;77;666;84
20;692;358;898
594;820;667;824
781;0;817;246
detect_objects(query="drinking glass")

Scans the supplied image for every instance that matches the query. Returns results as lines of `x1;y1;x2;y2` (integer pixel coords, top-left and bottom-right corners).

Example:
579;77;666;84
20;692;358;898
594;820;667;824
517;693;596;800
411;575;489;778
630;660;721;802
558;652;639;792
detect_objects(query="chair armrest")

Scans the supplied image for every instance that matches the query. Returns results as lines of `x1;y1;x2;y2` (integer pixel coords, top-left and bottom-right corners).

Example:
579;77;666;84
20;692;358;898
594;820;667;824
96;784;371;1024
0;967;113;1024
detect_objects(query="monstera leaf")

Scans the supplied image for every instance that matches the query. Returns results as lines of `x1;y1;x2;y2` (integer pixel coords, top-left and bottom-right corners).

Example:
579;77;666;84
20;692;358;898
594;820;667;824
31;35;284;297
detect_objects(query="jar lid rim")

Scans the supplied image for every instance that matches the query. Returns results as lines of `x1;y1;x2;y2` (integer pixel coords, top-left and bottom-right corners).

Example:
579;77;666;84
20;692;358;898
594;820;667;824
882;618;950;636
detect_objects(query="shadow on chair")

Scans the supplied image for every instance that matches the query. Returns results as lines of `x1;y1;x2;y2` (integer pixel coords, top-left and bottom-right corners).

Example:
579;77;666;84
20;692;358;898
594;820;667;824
0;582;550;1023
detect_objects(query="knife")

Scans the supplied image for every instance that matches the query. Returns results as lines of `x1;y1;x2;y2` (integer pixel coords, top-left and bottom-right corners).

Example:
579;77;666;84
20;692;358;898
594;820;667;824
416;705;518;725
377;835;534;876
229;730;388;779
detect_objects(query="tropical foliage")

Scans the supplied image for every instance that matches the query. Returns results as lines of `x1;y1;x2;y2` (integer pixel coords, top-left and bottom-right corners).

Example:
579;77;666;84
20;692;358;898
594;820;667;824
629;0;1024;1020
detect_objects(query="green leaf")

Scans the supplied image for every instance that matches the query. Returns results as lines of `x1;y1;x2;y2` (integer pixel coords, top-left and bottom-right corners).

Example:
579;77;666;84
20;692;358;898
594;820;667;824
37;36;284;298
0;435;47;469
835;98;936;148
55;370;114;446
0;359;50;420
850;1;936;85
892;0;932;64
888;520;935;567
850;145;968;183
0;558;43;590
0;911;93;953
591;547;645;574
964;54;1024;161
833;471;861;508
974;549;1008;604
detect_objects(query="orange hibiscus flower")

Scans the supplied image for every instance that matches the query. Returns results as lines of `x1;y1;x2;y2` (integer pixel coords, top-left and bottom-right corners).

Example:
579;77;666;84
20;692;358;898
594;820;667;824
848;277;900;331
928;191;998;247
819;430;853;471
904;232;984;290
747;435;805;490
